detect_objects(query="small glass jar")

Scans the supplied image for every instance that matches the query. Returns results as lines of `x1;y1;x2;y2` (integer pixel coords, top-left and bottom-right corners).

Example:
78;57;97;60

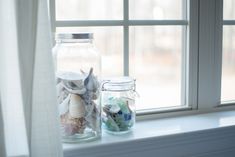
53;33;101;142
101;77;136;134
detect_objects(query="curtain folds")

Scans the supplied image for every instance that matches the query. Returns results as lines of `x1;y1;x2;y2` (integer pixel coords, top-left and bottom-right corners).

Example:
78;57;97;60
0;0;63;157
0;98;6;157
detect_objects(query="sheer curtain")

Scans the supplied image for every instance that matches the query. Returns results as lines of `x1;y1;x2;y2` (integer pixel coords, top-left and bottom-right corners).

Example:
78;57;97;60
0;97;6;157
0;0;63;157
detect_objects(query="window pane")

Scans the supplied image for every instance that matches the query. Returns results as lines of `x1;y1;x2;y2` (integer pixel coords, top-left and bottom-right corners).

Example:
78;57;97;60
56;27;123;77
130;26;183;110
221;26;235;102
223;0;235;20
130;0;184;20
56;0;123;20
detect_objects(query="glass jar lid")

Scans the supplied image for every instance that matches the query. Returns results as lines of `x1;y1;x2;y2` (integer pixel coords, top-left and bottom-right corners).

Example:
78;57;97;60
56;32;93;40
102;77;136;91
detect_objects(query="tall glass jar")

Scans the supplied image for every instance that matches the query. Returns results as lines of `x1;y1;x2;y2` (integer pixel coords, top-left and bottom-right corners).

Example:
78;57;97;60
53;33;101;142
101;77;136;134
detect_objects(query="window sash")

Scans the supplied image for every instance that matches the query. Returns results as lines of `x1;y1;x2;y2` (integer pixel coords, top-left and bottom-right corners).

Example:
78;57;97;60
223;20;235;25
50;0;235;115
51;0;197;113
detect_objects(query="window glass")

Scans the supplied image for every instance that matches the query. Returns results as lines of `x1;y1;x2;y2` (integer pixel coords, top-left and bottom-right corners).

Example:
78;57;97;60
55;0;189;111
129;0;184;20
56;0;123;20
223;0;235;20
221;26;235;102
130;26;184;110
56;27;123;77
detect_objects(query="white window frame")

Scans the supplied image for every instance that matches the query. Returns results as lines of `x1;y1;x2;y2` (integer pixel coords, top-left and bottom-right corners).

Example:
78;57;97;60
197;0;223;110
49;0;235;118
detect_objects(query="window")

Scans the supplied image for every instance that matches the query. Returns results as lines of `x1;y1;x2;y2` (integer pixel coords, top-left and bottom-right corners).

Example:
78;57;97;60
51;0;235;115
222;0;235;103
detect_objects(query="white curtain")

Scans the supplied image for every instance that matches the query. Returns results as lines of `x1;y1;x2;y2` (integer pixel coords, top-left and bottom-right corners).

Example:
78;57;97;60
0;97;6;157
0;0;63;157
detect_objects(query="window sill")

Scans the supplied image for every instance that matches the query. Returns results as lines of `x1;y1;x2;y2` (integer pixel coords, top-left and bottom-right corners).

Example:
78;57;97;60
63;110;235;157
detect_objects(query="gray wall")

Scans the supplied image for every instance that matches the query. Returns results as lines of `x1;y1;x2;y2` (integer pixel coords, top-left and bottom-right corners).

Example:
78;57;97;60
64;126;235;157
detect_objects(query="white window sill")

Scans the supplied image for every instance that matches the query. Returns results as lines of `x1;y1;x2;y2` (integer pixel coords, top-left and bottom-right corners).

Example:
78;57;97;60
63;110;235;157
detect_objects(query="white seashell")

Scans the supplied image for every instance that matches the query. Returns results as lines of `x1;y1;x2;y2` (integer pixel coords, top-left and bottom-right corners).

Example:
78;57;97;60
62;81;86;94
69;94;86;118
57;72;87;94
59;94;70;116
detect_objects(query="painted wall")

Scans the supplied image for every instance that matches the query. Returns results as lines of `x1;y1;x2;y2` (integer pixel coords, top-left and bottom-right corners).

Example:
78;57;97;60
64;126;235;157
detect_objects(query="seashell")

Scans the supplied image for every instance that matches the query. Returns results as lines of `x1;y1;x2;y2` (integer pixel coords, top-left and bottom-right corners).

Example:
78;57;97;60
58;94;70;116
60;113;86;135
69;94;86;118
84;68;99;92
57;72;87;94
62;80;86;94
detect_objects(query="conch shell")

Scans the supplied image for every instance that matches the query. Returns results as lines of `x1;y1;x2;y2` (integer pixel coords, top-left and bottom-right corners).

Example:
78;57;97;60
84;68;99;92
69;94;86;118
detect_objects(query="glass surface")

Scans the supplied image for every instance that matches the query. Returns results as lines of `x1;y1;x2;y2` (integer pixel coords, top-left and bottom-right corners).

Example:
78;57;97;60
56;27;123;77
130;26;183;110
221;26;235;102
130;0;184;20
54;36;102;142
101;77;136;134
101;90;136;134
223;0;235;20
56;0;123;20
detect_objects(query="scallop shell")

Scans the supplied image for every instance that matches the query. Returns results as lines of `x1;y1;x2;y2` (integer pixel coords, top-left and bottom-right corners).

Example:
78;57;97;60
69;94;86;118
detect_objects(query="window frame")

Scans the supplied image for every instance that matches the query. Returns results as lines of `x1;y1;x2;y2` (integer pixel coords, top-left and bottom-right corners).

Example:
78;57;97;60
197;0;223;109
50;0;235;117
